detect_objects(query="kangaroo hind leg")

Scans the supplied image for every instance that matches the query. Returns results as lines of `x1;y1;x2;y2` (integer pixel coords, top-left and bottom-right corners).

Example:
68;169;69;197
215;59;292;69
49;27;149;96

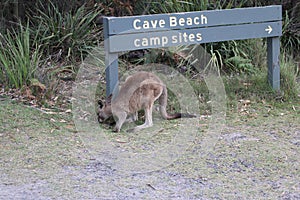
132;102;154;132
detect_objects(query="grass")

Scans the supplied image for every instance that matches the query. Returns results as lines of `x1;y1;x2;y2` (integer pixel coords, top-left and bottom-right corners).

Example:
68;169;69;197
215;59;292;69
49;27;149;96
0;98;84;180
0;88;299;198
167;101;299;199
0;1;300;199
224;54;299;102
0;23;41;89
280;55;300;99
0;0;299;198
32;2;103;62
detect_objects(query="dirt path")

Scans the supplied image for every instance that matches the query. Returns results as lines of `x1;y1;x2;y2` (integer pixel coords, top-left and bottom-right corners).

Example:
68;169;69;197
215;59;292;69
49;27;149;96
0;99;299;199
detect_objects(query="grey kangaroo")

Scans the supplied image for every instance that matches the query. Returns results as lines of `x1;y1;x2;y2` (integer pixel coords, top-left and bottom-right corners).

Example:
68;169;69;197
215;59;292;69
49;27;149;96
98;71;195;132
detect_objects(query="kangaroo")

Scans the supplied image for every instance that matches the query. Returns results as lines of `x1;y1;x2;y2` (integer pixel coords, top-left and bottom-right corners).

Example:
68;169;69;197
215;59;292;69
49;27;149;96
98;71;195;132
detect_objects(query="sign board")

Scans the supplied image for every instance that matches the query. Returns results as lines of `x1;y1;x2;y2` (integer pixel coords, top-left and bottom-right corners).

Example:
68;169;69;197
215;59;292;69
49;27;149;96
103;6;282;96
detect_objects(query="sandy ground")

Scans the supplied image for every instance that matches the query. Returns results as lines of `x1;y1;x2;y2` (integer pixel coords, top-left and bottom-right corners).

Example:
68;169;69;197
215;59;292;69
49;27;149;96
0;99;299;199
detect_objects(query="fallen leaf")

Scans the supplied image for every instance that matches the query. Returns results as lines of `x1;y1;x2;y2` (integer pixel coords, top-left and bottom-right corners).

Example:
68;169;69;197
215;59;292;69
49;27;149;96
65;109;72;113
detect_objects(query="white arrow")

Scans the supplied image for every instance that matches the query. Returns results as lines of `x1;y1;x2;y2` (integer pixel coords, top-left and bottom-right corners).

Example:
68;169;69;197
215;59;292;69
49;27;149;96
265;25;273;34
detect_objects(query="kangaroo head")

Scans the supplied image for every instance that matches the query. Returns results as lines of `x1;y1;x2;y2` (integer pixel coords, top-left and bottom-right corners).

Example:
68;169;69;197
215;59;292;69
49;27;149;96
97;94;113;123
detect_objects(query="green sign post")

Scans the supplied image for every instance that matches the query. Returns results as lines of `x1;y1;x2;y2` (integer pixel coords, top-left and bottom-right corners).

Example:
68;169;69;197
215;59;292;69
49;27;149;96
103;6;282;96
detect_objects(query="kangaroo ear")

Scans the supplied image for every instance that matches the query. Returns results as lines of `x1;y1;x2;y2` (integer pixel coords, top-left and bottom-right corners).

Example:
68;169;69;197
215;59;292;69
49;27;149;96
98;100;104;108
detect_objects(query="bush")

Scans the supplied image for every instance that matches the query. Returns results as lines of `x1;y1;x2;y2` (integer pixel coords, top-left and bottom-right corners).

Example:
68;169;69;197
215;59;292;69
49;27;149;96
0;23;42;89
31;2;103;62
281;10;300;58
280;55;299;99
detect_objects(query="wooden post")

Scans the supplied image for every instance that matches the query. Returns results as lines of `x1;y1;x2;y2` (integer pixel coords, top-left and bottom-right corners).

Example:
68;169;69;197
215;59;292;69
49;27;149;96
105;53;119;97
267;37;280;91
103;18;119;97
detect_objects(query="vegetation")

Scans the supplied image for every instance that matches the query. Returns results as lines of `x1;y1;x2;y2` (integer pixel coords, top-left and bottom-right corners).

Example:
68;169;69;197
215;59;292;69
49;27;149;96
0;0;299;106
31;2;103;62
0;1;299;198
0;23;42;89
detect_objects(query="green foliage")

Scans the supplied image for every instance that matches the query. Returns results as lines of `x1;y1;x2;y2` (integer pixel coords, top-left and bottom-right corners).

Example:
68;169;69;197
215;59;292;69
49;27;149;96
281;11;300;58
100;0;148;16
224;73;273;103
207;38;267;75
31;2;103;62
148;0;247;13
0;0;298;106
280;55;299;100
150;0;210;13
0;23;41;89
223;56;299;102
224;56;254;74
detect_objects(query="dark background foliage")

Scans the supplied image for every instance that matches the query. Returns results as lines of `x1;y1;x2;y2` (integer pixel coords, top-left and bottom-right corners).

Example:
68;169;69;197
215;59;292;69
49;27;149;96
0;0;299;102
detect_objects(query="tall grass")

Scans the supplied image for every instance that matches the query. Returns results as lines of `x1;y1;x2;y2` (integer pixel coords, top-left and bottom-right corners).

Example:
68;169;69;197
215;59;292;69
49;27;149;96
281;11;300;58
31;2;103;62
211;39;266;74
223;54;299;102
0;1;104;91
148;0;247;13
0;23;41;89
280;55;299;100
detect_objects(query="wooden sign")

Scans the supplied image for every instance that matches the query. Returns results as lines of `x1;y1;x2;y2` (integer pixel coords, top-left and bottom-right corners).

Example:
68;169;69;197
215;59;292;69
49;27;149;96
103;6;282;95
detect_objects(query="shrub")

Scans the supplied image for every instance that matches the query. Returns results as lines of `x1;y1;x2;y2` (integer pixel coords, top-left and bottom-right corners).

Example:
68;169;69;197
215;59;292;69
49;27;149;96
280;55;299;100
0;23;41;89
31;2;103;62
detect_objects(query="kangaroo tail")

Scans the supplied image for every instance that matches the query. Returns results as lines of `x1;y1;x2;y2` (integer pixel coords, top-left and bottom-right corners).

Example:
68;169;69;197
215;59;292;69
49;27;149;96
159;86;196;120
